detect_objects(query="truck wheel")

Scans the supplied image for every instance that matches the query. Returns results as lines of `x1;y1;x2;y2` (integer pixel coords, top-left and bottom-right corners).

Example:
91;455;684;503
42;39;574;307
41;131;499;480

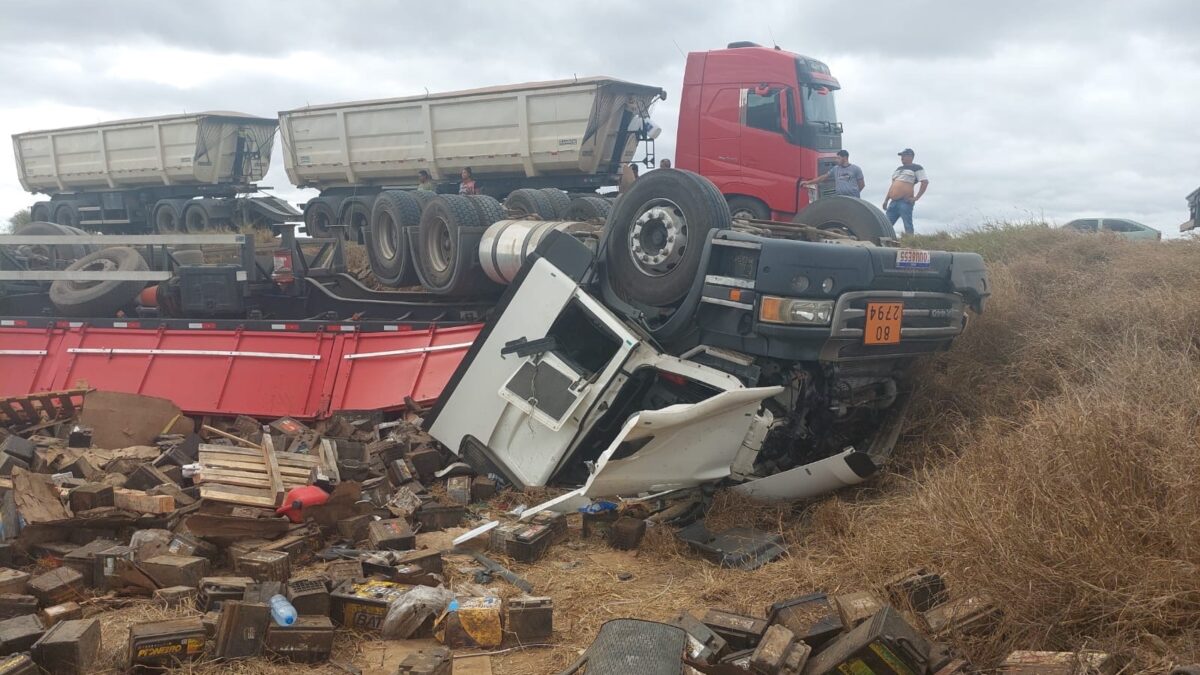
727;196;770;221
792;196;892;245
153;200;188;233
11;221;96;265
304;198;341;238
565;195;612;222
504;189;555;219
182;202;217;232
368;190;422;287
29;202;52;223
465;194;506;227
415;194;490;294
409;190;438;211
52;202;81;228
49;246;149;317
538;189;572;219
340;197;375;244
604;169;729;307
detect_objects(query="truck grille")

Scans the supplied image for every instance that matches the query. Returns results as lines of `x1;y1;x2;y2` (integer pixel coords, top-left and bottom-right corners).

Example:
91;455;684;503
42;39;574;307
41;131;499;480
816;158;839;197
829;291;965;340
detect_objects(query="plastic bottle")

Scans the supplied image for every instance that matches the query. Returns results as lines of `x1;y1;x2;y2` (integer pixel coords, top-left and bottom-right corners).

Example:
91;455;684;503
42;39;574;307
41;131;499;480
268;594;297;626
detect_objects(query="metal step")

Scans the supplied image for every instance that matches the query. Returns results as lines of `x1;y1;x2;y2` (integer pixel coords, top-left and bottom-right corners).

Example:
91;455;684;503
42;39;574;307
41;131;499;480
79;219;132;225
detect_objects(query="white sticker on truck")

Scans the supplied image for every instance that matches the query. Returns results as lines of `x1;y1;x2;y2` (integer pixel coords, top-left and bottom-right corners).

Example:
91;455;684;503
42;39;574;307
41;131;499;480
896;249;931;269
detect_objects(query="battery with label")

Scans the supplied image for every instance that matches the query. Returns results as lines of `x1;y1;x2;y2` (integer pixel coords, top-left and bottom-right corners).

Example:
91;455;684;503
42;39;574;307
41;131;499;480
803;606;930;675
127;618;207;671
329;580;412;631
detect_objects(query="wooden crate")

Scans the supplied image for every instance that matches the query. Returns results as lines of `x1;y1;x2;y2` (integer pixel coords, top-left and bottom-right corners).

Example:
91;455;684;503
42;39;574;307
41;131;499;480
195;439;319;508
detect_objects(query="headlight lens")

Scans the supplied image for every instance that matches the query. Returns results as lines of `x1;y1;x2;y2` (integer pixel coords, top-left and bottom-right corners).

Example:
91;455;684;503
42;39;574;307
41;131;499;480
759;296;835;325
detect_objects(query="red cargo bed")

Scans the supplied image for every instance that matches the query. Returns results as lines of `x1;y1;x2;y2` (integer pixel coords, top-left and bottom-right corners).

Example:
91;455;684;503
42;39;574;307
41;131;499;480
0;319;480;420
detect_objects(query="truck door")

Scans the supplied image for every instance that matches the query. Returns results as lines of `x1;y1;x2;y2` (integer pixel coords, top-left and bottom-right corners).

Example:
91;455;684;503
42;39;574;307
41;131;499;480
739;85;801;215
427;256;641;487
696;87;743;179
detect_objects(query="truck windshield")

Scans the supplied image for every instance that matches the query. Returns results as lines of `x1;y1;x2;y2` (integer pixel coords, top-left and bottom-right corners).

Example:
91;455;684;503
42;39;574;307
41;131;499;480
801;85;837;125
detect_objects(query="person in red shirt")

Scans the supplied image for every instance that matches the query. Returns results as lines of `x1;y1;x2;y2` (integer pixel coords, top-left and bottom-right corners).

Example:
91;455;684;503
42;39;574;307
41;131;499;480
458;167;479;195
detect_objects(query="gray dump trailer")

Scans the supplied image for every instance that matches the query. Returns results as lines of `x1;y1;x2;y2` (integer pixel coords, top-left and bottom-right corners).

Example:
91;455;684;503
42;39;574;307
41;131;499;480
13;111;300;233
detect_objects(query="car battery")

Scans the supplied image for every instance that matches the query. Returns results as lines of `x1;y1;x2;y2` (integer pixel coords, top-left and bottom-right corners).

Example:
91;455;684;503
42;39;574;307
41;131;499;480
672;611;727;663
235;550;290;582
387;459;418;487
413;503;464;531
28;569;83;607
285;578;330;616
336;514;374;544
396;646;452;675
92;545;135;593
197;577;254;612
471;476;497;502
766;592;844;649
127;617;206;672
39;602;82;627
325;560;364;586
884;568;948;613
922;596;1000;636
259;533;314;566
834;591;883;629
329;580;412;631
367;519;415;551
702;609;768;651
529;512;568;543
0;615;46;654
404;447;443;482
32;618;99;675
750;624;811;675
225;539;271;568
178;264;244;316
0;595;38;620
505;597;553;641
505;524;555;562
803;606;932;675
0;653;36;675
436;597;502;648
61;539;117;588
264;616;335;663
582;508;619;539
446;475;472;505
608;517;646;550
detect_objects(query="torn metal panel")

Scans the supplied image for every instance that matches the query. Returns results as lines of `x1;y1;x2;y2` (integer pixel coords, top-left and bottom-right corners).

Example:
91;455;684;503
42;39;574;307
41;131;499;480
732;449;877;502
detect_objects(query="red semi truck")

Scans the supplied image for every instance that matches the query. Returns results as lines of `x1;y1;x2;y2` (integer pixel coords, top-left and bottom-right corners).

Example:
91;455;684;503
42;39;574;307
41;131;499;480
676;42;842;221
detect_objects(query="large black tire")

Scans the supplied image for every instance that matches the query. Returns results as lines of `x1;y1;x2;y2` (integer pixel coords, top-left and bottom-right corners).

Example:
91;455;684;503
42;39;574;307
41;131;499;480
304;197;342;238
340;196;375;244
368;190;422;287
29;202;52;223
409;190;438;211
727;196;770;221
12;221;96;264
153;199;189;233
49;247;149;317
538;189;572;219
414;195;493;294
52;202;81;228
504;189;555;219
565;195;612;222
603;169;729;307
792;196;892;244
465;194;506;227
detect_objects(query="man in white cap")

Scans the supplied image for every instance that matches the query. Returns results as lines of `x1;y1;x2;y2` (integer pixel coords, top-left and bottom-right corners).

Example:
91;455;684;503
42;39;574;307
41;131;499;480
882;148;928;235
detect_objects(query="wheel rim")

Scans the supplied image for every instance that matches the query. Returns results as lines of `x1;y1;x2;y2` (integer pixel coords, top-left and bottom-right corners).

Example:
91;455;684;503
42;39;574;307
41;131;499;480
69;257;118;291
378;214;398;259
427;217;453;274
627;198;688;277
311;210;332;237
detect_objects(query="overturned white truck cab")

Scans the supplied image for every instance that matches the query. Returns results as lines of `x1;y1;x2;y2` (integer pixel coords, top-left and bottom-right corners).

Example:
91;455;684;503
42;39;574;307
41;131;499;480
425;170;988;505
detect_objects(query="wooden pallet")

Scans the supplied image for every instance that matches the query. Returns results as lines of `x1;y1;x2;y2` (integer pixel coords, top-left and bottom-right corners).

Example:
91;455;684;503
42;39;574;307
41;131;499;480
0;389;90;429
196;437;319;508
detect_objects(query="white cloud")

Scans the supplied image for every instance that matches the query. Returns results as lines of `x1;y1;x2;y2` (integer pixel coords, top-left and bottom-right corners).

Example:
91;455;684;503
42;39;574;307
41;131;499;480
2;0;1198;236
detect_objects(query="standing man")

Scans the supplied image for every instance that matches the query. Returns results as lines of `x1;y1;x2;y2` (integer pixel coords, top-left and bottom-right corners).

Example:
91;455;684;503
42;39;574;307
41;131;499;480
801;149;864;197
883;148;928;236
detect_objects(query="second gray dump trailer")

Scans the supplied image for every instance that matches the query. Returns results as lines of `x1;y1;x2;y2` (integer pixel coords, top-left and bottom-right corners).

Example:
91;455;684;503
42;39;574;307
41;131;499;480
13;112;300;233
277;78;664;288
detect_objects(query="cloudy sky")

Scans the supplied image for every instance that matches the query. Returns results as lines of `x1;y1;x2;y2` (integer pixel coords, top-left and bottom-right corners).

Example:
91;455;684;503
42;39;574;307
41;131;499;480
2;0;1198;234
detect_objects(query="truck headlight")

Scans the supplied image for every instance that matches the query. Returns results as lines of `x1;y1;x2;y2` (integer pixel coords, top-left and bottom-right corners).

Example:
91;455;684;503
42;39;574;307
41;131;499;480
759;296;834;325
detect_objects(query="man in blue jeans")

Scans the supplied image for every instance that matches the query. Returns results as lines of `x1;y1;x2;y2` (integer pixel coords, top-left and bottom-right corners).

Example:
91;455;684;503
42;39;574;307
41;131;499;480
882;148;928;236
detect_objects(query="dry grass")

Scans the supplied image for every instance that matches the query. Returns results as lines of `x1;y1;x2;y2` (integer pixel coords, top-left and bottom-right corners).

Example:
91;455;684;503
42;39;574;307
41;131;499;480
497;226;1200;673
